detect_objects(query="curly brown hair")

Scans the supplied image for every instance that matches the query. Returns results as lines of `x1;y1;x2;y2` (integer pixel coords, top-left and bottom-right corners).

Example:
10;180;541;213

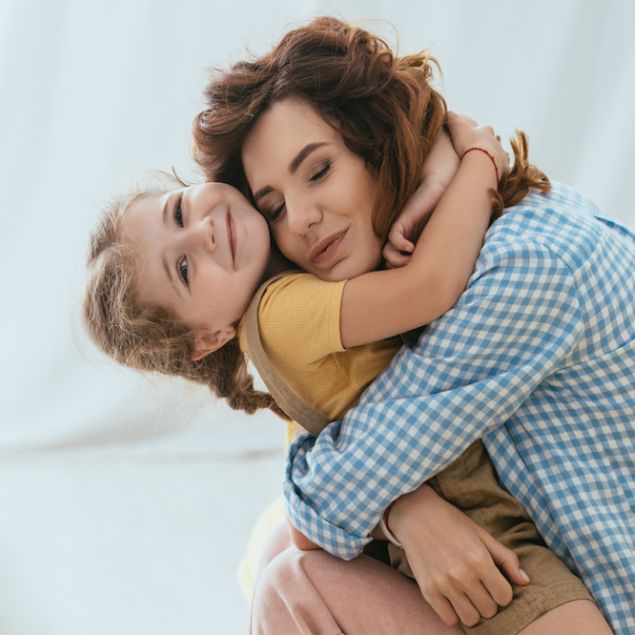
193;16;549;239
82;172;287;420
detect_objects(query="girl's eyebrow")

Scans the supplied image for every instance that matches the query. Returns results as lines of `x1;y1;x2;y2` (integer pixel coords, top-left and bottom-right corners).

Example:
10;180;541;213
253;141;331;202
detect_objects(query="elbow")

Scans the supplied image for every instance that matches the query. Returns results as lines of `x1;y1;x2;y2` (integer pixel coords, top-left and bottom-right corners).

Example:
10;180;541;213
428;278;464;318
445;279;467;309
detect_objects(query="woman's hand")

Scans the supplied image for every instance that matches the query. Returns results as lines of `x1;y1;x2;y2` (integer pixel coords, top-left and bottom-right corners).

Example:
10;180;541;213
445;111;510;183
388;484;529;628
383;129;459;268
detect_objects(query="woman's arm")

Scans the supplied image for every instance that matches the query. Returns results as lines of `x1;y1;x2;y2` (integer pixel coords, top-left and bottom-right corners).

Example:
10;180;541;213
289;480;528;626
284;242;583;560
340;113;508;348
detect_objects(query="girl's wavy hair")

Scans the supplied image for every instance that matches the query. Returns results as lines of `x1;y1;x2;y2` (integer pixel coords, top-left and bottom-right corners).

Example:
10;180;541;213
193;16;549;236
82;171;287;419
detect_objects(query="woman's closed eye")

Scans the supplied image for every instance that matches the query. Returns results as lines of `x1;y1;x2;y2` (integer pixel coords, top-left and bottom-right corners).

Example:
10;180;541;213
260;161;331;223
310;161;331;182
267;201;286;223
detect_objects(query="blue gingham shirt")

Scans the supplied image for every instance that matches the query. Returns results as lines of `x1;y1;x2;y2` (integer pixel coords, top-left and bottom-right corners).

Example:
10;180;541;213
284;182;635;632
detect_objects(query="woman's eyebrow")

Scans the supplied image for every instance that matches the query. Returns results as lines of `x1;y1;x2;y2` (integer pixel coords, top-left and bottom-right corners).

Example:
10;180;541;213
289;141;330;173
253;142;331;202
253;185;273;204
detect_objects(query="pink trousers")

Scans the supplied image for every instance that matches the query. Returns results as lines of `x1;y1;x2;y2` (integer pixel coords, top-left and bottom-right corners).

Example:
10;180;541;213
249;524;462;635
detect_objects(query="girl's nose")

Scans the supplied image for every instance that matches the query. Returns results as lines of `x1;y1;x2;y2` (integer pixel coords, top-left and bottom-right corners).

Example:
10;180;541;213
186;216;216;252
286;200;321;236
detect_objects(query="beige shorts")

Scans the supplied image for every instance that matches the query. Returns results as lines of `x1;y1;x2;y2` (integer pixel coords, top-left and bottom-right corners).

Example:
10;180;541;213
386;440;592;635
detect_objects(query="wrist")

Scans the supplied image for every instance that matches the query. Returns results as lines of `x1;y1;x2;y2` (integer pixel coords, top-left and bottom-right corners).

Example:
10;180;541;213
461;146;500;183
421;128;460;187
422;177;447;199
388;484;438;543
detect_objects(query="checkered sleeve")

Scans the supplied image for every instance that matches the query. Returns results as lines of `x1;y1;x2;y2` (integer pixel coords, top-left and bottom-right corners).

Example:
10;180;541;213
283;239;584;559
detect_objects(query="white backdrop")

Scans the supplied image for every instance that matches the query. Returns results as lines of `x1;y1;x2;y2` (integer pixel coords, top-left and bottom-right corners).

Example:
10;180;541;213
1;1;634;633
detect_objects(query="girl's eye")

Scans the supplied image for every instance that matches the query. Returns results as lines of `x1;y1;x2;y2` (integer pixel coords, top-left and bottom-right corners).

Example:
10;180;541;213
174;200;184;227
310;162;331;182
178;256;189;285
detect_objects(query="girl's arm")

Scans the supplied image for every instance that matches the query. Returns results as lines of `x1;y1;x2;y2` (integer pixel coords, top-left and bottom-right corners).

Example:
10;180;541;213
382;129;459;268
340;112;508;348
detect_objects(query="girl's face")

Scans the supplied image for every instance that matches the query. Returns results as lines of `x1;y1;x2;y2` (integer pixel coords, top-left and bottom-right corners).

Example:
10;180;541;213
122;182;270;357
241;97;382;282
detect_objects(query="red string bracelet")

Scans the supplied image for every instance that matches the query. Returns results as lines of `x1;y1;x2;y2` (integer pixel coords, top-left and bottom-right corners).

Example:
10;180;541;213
461;146;500;183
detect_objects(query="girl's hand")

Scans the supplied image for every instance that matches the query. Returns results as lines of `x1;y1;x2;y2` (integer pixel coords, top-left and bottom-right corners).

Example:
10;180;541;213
388;484;529;628
383;179;445;267
446;112;510;183
383;129;459;268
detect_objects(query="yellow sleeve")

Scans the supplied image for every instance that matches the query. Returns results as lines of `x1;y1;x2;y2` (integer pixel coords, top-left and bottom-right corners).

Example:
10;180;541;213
259;273;346;367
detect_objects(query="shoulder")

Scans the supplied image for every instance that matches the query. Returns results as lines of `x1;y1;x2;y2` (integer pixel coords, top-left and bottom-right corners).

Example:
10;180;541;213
479;182;607;275
260;273;346;321
262;272;340;299
258;272;347;362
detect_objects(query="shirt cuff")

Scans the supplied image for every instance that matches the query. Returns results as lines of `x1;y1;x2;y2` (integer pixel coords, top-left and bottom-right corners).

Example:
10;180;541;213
283;431;372;560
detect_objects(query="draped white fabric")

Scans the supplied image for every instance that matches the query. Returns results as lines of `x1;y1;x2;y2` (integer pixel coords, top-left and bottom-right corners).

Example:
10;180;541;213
1;1;633;633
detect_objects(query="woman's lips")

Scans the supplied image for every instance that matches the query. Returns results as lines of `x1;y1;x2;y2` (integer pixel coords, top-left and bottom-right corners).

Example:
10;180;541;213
310;229;347;266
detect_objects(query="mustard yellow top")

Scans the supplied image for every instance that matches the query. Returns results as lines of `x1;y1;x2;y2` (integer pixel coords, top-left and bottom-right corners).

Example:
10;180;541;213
238;272;400;423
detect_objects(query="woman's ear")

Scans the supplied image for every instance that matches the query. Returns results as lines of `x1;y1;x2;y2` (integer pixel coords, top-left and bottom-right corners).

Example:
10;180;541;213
191;326;236;361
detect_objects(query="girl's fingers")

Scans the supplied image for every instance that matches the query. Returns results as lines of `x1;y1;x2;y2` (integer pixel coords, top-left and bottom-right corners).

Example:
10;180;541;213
399;238;415;253
387;226;413;252
387;231;414;253
383;243;412;268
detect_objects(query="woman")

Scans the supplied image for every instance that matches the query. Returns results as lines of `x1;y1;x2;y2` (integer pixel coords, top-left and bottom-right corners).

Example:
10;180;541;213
193;16;628;634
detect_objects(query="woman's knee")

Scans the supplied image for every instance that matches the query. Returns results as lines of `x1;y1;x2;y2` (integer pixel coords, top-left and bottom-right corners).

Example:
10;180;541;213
255;522;292;576
250;548;343;635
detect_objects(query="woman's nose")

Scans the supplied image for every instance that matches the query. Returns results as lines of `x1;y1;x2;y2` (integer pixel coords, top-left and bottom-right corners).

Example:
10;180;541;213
286;200;321;236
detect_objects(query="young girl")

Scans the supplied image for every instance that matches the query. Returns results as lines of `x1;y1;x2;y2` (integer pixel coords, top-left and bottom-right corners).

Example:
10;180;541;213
192;17;632;634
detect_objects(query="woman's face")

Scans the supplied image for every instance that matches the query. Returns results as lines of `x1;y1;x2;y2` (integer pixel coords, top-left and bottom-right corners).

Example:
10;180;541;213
241;97;382;282
122;182;270;356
